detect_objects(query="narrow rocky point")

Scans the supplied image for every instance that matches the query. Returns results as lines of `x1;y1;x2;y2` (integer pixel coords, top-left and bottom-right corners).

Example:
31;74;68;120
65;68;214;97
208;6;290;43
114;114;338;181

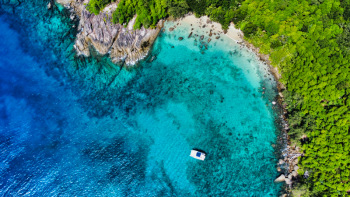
55;0;163;66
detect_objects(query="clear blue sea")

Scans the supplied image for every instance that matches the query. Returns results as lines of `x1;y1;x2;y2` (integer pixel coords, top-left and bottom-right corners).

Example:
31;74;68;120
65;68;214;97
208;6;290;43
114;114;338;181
0;1;282;196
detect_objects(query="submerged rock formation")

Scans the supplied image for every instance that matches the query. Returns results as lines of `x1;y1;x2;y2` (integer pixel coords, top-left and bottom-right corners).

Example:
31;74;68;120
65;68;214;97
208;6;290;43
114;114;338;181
56;0;163;66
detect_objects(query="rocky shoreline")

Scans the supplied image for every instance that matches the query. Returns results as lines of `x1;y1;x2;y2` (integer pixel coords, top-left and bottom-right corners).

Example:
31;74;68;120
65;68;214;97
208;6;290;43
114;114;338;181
55;0;163;66
172;14;304;194
155;14;303;194
238;27;304;196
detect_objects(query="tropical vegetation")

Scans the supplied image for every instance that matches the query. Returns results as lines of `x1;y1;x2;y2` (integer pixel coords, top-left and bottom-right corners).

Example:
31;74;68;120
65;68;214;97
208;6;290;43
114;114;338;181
87;0;350;195
237;1;350;195
86;0;113;15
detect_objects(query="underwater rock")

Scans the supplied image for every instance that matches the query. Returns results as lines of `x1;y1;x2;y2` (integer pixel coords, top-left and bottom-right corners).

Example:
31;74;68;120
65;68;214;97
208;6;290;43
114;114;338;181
178;37;183;41
279;159;285;165
169;27;175;31
149;55;157;62
208;38;211;43
188;32;193;38
274;174;285;182
216;36;220;39
56;1;163;66
70;13;75;20
47;2;52;9
200;35;204;40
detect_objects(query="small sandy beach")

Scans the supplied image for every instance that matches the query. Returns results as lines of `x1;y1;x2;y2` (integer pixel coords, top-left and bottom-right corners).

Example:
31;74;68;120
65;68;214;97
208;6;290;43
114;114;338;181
177;15;244;43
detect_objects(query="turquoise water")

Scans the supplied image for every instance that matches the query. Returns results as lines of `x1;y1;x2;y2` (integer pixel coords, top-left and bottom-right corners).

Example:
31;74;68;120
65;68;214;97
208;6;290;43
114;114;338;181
0;1;282;196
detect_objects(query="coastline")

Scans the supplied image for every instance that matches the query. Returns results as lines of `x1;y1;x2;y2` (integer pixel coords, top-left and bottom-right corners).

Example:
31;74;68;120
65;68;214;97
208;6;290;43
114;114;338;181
228;21;303;195
171;15;284;91
52;1;300;191
179;15;244;43
233;25;303;195
55;0;163;66
168;14;301;193
230;22;303;194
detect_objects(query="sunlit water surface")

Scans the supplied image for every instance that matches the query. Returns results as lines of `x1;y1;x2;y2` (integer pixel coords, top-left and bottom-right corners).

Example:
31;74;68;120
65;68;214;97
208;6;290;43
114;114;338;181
0;1;282;196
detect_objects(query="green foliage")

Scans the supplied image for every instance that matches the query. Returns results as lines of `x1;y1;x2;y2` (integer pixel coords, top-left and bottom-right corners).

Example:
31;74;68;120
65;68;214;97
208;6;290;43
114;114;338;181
201;0;242;29
186;0;207;17
241;22;257;38
87;0;114;15
338;23;350;55
112;0;168;28
235;0;350;195
167;0;190;18
341;0;350;21
291;180;321;197
95;0;242;29
112;0;136;25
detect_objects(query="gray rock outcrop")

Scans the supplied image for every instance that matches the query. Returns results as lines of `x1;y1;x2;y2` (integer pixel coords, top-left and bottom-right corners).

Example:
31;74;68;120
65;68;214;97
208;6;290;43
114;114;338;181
285;178;292;185
274;174;285;182
56;0;163;66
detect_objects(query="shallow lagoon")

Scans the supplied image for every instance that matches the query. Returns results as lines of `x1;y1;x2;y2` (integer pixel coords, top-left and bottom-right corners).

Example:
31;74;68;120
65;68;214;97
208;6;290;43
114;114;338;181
0;1;282;196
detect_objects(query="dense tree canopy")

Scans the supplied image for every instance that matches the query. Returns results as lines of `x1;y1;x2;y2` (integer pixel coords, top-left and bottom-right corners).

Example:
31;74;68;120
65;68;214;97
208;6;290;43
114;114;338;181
87;0;350;195
87;0;114;15
112;0;169;28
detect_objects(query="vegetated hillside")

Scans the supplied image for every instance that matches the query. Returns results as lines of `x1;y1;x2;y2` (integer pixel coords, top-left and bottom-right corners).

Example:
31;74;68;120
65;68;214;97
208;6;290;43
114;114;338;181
86;0;350;195
236;0;350;195
87;0;242;29
86;0;113;15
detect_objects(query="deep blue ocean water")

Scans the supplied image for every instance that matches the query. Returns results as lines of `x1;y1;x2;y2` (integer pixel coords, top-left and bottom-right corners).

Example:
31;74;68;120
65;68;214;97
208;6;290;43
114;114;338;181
0;1;283;196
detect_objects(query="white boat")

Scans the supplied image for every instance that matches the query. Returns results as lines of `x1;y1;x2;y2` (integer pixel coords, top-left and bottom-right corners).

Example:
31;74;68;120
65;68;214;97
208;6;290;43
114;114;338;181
190;150;206;160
